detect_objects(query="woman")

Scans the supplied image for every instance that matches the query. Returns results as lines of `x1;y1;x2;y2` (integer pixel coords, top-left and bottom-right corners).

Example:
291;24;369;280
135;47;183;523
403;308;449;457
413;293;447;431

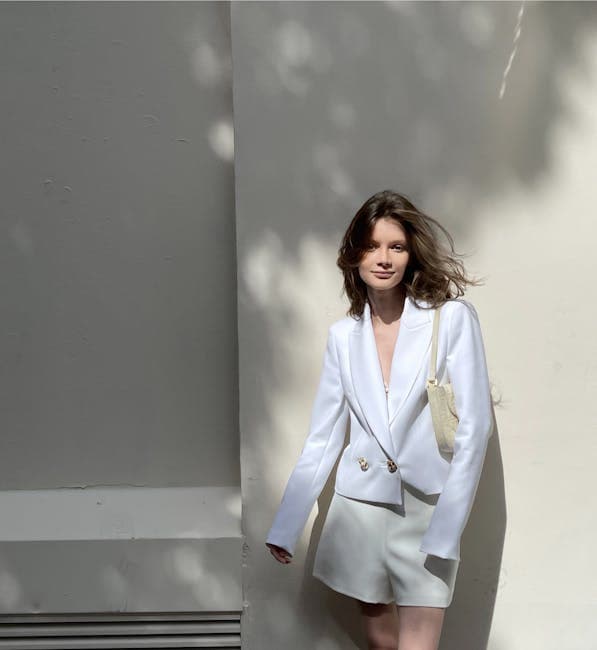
265;189;494;650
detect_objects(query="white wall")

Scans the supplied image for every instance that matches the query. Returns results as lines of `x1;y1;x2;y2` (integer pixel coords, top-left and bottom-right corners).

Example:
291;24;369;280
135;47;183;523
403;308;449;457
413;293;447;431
233;2;597;648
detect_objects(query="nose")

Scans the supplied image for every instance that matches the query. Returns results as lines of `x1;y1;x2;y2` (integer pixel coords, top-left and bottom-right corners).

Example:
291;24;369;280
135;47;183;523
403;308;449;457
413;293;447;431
376;247;390;265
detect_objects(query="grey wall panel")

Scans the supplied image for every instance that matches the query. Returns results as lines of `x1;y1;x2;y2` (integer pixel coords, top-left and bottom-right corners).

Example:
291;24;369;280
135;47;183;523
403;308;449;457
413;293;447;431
0;2;239;489
0;537;242;613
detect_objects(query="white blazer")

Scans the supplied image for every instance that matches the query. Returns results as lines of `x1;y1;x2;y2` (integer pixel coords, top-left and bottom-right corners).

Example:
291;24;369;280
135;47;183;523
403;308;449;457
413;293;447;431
266;295;494;561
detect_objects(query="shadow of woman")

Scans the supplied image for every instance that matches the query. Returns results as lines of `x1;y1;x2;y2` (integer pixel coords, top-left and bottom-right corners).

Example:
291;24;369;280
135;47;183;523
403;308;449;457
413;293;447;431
441;427;507;650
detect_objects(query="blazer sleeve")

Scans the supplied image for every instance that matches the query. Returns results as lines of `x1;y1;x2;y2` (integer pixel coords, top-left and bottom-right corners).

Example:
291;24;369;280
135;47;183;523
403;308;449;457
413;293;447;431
265;326;349;557
419;300;494;560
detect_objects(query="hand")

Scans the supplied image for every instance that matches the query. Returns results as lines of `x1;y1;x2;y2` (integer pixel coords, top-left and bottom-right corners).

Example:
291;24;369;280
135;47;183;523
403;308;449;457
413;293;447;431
266;542;293;564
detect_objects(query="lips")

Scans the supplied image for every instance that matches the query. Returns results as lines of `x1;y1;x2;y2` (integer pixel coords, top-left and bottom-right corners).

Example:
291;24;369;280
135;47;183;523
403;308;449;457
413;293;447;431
372;271;393;278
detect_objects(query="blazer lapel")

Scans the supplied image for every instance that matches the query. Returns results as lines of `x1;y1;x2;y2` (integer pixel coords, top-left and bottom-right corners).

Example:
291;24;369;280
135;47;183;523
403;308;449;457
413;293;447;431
349;304;393;455
348;296;434;449
387;295;433;426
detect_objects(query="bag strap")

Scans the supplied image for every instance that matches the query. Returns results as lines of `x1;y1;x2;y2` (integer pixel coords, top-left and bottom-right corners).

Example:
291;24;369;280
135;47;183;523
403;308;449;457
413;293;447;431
427;305;442;384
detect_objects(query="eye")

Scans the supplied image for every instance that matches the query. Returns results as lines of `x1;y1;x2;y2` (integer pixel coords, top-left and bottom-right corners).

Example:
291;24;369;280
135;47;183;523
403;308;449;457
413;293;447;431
392;244;405;251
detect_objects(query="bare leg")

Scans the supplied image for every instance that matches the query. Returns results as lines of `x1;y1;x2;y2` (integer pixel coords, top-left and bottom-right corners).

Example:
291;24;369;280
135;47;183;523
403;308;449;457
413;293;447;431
395;605;445;650
357;600;399;650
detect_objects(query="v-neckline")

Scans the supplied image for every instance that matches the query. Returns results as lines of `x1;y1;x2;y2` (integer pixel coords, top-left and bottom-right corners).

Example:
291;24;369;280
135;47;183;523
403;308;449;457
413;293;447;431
363;297;411;405
371;316;401;396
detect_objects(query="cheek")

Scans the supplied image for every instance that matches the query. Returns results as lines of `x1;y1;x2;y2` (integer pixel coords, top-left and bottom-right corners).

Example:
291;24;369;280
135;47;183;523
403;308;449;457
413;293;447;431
392;257;409;278
357;255;370;272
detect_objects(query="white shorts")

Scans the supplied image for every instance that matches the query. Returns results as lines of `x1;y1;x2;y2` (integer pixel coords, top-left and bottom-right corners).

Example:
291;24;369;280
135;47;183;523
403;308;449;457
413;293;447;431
312;482;460;606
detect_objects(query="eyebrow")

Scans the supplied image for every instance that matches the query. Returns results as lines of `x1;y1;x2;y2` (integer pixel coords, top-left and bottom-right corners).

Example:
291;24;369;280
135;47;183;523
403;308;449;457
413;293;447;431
369;239;407;244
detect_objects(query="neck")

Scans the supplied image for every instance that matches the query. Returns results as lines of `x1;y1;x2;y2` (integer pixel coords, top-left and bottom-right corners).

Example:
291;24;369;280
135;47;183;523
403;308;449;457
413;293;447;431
367;286;406;325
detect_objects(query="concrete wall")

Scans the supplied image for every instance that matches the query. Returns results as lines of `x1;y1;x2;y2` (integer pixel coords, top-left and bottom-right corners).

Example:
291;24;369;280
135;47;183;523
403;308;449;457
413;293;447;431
3;0;597;642
0;1;238;490
0;2;241;614
233;2;597;649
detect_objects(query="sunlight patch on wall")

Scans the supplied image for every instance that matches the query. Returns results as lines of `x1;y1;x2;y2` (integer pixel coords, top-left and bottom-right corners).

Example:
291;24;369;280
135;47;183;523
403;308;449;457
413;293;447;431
208;118;234;161
244;231;346;492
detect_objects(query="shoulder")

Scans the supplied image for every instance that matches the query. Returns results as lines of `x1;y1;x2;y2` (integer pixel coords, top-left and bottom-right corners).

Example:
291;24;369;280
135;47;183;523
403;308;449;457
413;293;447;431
329;314;359;336
328;313;360;340
442;298;484;343
441;297;480;321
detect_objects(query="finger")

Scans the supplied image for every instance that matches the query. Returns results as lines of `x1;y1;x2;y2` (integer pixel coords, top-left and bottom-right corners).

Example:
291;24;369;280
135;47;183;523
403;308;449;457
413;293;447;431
267;545;292;563
269;546;285;559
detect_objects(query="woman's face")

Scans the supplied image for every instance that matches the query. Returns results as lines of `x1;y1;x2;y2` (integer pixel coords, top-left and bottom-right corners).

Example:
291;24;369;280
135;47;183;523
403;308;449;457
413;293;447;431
357;217;410;294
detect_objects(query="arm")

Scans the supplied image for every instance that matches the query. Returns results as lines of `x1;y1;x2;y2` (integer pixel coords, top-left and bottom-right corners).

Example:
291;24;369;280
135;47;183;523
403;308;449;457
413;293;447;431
266;326;349;557
419;300;494;560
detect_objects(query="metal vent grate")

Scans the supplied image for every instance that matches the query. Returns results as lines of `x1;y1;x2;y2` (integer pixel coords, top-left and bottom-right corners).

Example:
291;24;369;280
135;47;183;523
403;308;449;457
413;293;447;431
0;612;241;649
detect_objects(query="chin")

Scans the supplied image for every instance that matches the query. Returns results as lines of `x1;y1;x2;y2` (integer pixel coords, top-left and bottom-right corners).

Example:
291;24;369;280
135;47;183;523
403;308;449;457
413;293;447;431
369;281;403;291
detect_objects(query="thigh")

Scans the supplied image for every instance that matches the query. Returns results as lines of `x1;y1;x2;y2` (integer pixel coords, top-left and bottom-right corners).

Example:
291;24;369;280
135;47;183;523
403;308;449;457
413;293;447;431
358;600;399;649
396;605;445;650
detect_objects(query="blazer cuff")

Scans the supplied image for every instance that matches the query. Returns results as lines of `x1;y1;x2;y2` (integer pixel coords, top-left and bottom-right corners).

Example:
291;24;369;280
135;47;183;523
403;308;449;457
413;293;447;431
419;537;460;561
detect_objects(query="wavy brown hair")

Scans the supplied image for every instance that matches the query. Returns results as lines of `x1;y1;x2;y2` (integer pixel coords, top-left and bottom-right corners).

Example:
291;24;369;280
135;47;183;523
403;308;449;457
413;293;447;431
337;189;484;318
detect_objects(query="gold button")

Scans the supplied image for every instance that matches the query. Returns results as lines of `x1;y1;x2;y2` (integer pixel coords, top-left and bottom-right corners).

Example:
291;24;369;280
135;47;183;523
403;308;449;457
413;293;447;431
387;460;398;473
358;457;369;471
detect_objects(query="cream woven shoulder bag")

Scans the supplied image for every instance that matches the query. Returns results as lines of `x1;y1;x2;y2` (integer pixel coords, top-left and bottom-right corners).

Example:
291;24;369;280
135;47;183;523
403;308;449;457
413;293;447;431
426;305;458;454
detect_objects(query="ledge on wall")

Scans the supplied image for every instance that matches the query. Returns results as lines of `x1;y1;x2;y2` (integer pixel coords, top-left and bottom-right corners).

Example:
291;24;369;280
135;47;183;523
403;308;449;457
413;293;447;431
0;486;242;614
